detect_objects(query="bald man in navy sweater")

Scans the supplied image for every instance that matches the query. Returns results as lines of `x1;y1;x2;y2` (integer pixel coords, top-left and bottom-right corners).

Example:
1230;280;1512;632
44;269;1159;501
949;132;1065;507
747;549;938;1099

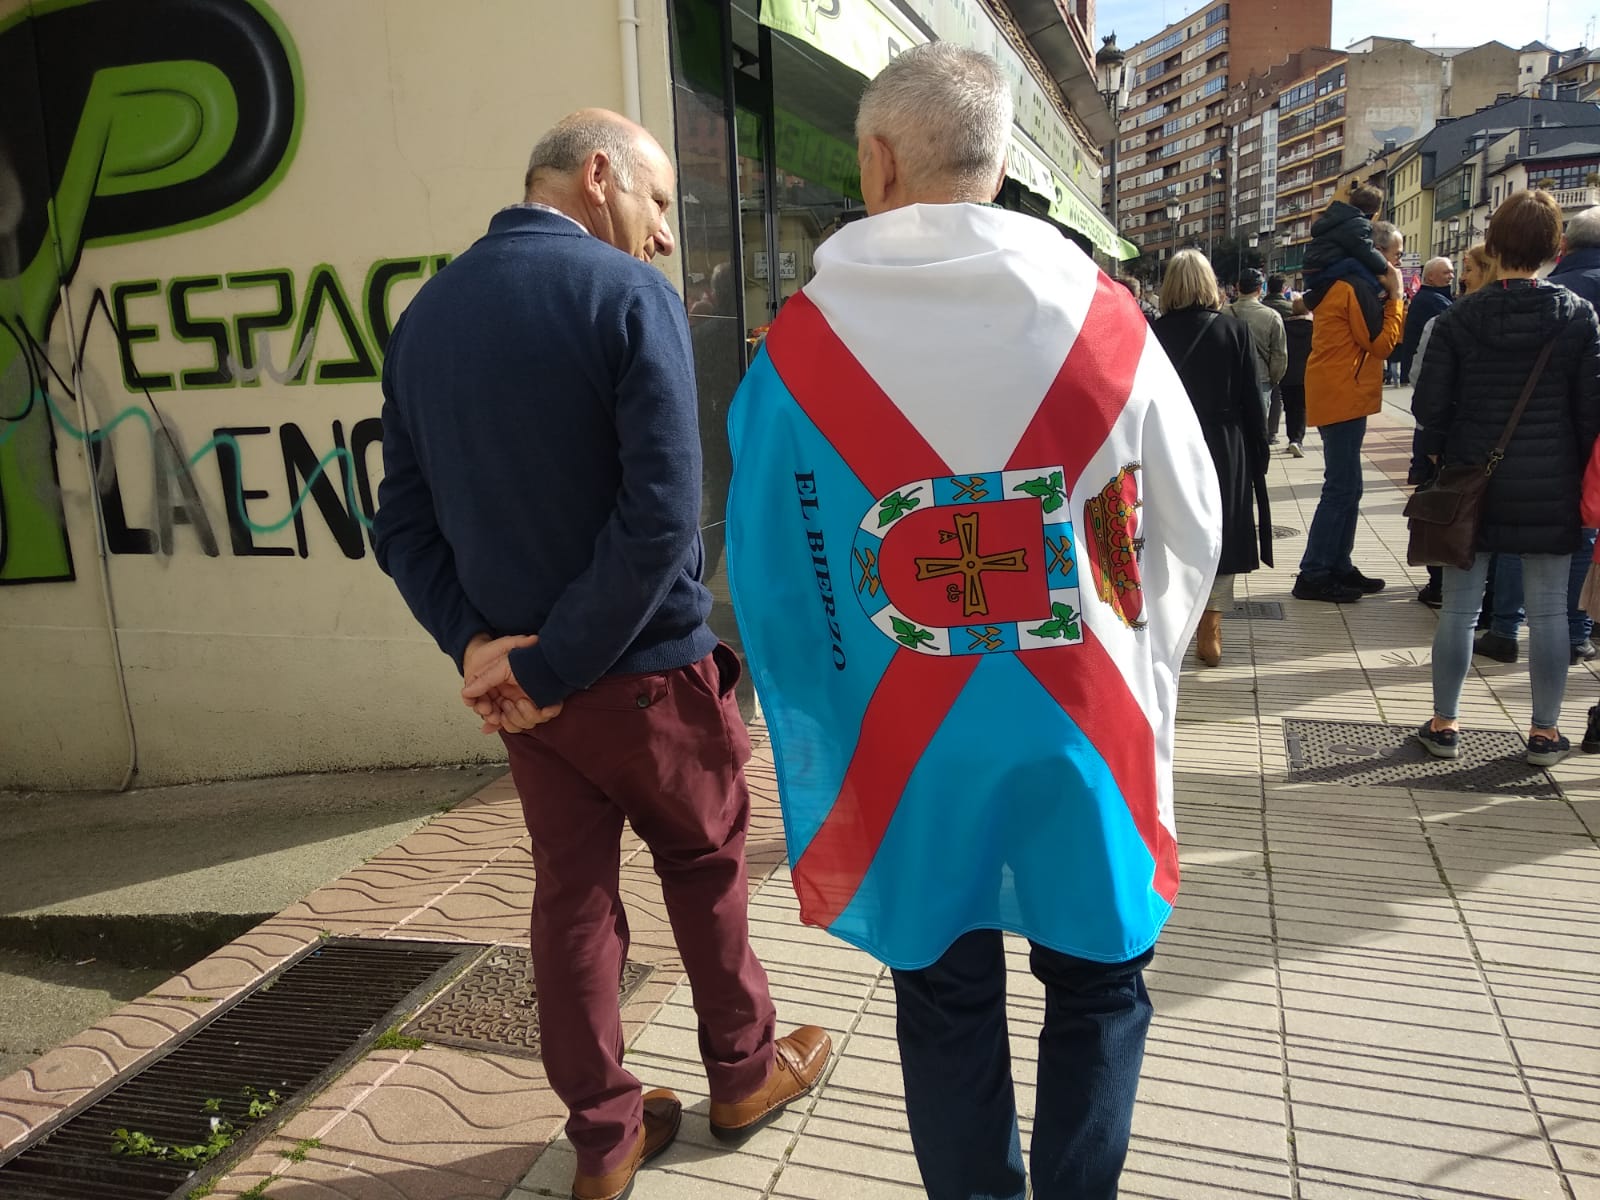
373;110;828;1200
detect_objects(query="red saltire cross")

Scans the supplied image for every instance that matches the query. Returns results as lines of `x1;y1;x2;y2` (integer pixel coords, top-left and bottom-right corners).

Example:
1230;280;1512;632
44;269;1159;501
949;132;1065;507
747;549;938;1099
763;275;1181;930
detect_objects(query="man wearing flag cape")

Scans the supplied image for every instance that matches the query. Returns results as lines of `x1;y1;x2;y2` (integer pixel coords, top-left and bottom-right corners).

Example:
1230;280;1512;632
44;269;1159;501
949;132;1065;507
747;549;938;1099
725;44;1222;1200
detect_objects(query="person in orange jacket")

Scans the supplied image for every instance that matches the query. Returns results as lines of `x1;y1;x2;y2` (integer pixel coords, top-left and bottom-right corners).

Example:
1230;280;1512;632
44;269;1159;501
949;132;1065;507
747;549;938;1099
1291;220;1407;603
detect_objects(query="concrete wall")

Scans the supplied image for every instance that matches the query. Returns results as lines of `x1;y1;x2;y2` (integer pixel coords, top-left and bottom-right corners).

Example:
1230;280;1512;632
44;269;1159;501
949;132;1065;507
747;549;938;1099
0;0;680;788
1344;41;1445;169
1447;43;1520;118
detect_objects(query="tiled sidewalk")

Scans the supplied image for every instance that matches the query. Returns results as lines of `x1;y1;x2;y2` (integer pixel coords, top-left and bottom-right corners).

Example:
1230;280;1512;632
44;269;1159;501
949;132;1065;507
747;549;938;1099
3;405;1599;1199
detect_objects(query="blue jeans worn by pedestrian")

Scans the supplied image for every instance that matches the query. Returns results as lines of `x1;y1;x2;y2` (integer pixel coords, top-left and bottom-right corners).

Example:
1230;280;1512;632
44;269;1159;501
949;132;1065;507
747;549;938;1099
1435;552;1573;730
892;929;1153;1200
1486;530;1598;645
1298;417;1367;581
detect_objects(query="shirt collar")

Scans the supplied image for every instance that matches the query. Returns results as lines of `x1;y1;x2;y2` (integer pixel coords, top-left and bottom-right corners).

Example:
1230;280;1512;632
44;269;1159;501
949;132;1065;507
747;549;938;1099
496;201;589;235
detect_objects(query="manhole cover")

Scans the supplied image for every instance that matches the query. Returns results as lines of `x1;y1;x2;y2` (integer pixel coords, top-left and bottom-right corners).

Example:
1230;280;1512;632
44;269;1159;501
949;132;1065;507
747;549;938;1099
1223;600;1285;620
1272;526;1300;540
1283;718;1562;798
405;946;653;1059
0;938;477;1200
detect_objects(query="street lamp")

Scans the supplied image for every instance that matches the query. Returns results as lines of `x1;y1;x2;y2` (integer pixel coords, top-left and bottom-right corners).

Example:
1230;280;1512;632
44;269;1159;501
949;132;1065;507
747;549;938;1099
1096;34;1128;230
1163;199;1183;281
1447;215;1477;272
1206;167;1224;265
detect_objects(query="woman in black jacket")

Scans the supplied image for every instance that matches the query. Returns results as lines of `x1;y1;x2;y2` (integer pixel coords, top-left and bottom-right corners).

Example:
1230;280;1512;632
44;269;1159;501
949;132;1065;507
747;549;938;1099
1280;296;1313;456
1412;190;1600;766
1154;249;1271;667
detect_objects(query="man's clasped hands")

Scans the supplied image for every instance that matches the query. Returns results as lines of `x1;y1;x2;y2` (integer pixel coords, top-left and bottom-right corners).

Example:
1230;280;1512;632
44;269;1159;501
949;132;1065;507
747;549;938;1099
459;633;564;735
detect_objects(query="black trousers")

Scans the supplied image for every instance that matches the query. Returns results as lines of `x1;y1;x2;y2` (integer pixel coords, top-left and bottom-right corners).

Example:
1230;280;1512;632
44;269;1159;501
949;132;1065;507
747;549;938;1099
1281;383;1306;445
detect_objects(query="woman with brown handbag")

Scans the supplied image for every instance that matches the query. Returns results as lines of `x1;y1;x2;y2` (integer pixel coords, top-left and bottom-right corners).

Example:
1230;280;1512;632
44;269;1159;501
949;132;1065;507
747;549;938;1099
1411;190;1600;766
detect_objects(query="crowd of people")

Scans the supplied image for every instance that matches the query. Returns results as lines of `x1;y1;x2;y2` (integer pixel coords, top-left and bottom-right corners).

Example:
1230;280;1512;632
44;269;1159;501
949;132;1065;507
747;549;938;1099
1121;182;1600;767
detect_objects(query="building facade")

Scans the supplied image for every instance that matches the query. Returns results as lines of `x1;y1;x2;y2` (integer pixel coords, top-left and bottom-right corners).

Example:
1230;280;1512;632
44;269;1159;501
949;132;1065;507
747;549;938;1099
1222;48;1344;277
0;0;1119;788
1114;0;1331;274
1273;56;1349;277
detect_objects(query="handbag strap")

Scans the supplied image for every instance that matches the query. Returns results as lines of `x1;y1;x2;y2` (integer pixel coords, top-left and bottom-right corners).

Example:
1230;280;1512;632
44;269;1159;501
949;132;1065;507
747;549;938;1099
1486;340;1557;475
1171;311;1218;374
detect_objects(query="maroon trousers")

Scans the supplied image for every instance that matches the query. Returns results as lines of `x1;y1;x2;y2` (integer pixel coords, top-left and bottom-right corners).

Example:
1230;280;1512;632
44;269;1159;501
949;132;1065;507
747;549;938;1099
501;644;776;1175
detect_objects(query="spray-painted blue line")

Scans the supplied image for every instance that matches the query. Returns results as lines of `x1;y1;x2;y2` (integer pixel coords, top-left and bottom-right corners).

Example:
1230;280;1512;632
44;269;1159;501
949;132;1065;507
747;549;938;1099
0;388;374;533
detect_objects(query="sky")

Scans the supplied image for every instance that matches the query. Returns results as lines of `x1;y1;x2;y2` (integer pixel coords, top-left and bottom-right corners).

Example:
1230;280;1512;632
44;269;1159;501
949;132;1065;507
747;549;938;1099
1094;0;1597;54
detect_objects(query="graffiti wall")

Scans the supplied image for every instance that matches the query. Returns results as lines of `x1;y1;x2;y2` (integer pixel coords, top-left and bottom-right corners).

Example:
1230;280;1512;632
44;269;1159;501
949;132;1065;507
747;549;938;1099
0;0;678;786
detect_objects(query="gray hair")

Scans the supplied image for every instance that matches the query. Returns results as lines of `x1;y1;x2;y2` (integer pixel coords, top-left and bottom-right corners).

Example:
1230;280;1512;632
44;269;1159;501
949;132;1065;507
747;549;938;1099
1372;221;1401;253
856;42;1013;196
1423;256;1453;283
526;112;638;193
1568;206;1600;250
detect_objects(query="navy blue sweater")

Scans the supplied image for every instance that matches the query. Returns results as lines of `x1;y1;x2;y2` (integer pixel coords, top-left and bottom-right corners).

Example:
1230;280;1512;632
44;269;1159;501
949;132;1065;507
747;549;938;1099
373;207;715;706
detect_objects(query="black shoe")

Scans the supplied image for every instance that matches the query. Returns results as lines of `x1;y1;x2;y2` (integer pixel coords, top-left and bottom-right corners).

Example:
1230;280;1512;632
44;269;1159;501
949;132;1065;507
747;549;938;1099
1572;639;1597;664
1338;567;1386;595
1473;632;1519;663
1583;705;1600;754
1415;720;1460;759
1416;584;1443;609
1292;574;1363;604
1527;734;1571;768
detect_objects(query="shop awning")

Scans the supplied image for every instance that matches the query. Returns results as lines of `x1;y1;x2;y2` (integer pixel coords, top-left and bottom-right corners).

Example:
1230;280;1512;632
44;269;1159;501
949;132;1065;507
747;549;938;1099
760;0;1136;260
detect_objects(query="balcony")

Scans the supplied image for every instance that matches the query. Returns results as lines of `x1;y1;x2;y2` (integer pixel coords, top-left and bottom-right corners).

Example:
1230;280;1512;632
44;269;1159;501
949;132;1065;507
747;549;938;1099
1552;186;1600;210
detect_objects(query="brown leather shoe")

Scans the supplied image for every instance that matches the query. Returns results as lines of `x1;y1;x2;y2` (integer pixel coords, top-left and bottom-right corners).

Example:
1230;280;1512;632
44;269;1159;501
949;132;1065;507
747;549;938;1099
570;1088;681;1200
708;1026;832;1141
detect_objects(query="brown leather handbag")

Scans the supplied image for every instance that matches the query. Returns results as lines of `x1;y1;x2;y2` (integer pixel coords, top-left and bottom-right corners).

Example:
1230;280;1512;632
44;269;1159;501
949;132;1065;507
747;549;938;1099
1405;341;1556;570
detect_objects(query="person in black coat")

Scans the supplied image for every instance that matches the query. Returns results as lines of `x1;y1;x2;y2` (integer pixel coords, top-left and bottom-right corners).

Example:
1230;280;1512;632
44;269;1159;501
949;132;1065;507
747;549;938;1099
1280;296;1313;455
1399;258;1455;383
1412;190;1600;767
1154;249;1271;668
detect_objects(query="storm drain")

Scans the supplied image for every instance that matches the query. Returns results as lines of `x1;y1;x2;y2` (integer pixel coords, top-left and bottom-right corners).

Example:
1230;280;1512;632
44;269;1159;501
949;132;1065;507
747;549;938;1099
1272;526;1300;540
405;945;653;1059
0;938;477;1200
1283;718;1563;799
1223;600;1286;621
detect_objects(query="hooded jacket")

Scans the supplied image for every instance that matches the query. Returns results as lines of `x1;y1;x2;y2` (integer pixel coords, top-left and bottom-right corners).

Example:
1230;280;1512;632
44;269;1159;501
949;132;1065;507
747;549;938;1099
1303;200;1389;278
1412;280;1600;555
1303;275;1404;427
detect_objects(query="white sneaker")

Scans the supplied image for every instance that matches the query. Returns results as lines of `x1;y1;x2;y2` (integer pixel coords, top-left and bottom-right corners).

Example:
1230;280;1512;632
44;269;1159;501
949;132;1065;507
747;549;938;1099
1287;442;1304;458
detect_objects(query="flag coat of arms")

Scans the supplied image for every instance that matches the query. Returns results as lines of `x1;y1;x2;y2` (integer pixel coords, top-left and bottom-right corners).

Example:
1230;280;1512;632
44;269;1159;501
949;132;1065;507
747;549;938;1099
726;204;1222;970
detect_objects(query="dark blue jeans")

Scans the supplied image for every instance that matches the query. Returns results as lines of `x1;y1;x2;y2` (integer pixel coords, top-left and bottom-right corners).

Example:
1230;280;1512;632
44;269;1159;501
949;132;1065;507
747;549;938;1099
1487;530;1598;645
1298;416;1367;580
891;930;1154;1200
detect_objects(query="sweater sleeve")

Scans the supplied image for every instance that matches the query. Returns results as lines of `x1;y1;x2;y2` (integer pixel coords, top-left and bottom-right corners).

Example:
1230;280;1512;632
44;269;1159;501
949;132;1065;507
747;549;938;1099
371;320;492;672
507;280;704;706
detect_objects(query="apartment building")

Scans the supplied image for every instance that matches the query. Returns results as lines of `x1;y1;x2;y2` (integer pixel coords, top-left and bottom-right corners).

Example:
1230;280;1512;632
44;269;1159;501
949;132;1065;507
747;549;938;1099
1115;0;1330;271
1223;48;1343;264
1385;97;1600;270
1273;56;1349;275
1273;39;1519;280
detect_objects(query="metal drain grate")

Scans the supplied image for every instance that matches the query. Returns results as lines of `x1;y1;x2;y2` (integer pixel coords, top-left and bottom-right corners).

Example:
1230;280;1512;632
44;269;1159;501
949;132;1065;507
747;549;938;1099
1283;719;1562;798
0;938;476;1200
1272;526;1300;540
1223;600;1286;621
405;945;653;1059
